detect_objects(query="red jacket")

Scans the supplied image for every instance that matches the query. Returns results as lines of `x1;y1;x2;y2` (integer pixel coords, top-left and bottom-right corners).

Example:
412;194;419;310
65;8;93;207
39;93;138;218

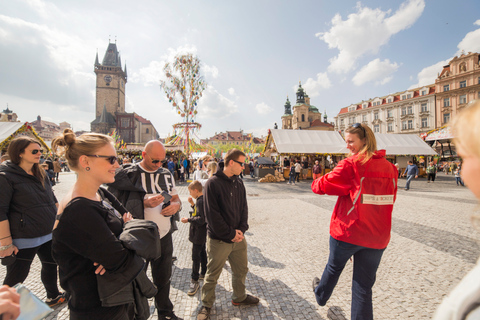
311;150;398;249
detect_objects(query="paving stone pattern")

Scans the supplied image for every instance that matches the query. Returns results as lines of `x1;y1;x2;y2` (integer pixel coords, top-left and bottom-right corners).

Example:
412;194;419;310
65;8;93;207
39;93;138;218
2;172;478;319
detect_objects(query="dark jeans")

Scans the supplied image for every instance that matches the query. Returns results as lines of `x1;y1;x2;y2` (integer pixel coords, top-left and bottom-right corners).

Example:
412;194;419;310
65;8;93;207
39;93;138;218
3;240;60;299
314;236;385;320
427;173;436;182
146;232;174;317
456;177;464;186
295;172;300;182
405;174;414;189
191;243;207;281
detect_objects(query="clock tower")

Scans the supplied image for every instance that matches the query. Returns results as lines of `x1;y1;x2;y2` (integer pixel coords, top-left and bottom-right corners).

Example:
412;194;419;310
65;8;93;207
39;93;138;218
94;42;127;118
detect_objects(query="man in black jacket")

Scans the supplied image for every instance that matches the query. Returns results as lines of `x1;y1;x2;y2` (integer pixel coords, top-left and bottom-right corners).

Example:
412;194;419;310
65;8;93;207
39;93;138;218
107;140;182;320
197;149;259;320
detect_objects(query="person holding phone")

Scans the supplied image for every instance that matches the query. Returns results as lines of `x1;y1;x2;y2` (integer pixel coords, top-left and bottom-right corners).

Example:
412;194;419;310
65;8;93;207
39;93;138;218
107;140;182;320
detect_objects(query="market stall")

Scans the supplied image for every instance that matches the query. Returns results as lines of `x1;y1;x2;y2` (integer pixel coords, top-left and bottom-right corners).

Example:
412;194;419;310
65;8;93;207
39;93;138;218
374;133;437;175
0;122;50;154
263;129;349;179
254;157;276;178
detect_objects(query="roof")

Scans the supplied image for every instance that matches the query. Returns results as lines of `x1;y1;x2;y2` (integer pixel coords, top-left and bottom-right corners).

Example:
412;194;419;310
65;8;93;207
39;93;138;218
310;119;334;128
102;43;122;67
266;129;348;154
256;157;275;165
91;106;116;126
374;133;437;155
0;122;50;151
134;114;152;125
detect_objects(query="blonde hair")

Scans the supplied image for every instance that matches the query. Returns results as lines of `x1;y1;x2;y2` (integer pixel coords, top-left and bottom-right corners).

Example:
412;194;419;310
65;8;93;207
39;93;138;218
188;180;203;192
345;123;377;164
451;100;480;159
206;161;218;177
52;129;114;170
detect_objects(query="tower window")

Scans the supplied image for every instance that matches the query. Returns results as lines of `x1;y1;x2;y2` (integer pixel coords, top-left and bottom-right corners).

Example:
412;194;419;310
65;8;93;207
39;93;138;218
301;114;305;122
146;128;149;133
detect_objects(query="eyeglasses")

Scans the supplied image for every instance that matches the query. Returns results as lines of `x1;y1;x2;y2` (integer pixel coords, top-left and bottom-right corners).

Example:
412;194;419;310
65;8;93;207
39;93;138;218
86;155;118;165
232;159;245;167
31;149;43;155
146;153;163;164
351;123;366;136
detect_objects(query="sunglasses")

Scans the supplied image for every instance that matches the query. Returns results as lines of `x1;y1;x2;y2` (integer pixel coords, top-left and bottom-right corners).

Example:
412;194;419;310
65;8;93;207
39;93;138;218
86;155;118;165
232;159;245;167
351;123;366;136
146;153;163;164
31;149;43;155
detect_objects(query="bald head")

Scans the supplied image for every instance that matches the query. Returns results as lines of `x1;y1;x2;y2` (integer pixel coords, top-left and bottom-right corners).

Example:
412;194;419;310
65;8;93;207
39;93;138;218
142;140;166;171
144;140;165;153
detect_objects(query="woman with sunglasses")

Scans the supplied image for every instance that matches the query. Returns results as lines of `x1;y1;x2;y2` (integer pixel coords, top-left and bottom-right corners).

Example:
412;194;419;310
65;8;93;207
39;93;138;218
0;136;66;307
311;123;398;320
51;129;140;319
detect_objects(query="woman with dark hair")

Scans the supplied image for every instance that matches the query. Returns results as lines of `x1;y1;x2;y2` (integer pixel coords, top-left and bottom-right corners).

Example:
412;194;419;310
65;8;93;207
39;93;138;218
51;129;150;320
311;123;398;320
0;136;66;307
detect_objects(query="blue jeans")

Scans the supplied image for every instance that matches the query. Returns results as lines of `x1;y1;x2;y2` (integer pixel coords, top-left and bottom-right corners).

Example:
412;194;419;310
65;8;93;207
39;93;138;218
455;177;464;186
405;174;414;189
289;175;295;183
314;236;385;320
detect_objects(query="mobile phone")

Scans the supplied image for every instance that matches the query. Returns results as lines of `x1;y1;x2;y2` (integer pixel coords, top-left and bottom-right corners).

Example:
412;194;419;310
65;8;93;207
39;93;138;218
160;191;172;203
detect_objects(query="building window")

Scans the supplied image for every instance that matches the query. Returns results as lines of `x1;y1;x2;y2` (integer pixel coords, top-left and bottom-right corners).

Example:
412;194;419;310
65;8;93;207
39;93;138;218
444;84;449;92
407;94;412;99
444;98;450;107
387;110;393;118
443;113;450;124
374;112;379;120
363;104;368;108
121;118;129;128
408;120;413;129
374;124;380;133
387;98;392;103
402;121;407;130
402;95;407;100
362;114;367;122
460;80;467;88
421;117;428;128
421;103;428;112
421;90;427;96
407;106;413;114
340;119;344;125
146;128;149;134
401;107;406;116
460;94;467;104
388;122;393;132
301;114;305;122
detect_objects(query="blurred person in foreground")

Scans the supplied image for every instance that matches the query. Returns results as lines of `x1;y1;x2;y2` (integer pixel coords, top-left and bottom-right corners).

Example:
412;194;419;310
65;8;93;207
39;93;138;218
311;123;398;320
433;100;480;320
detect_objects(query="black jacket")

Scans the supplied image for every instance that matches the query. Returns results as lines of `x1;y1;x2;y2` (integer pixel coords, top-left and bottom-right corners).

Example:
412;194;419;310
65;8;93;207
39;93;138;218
0;161;57;239
204;168;248;243
188;195;206;245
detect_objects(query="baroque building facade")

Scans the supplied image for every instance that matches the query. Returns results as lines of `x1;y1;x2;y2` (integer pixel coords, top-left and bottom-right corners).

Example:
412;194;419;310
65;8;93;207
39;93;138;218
435;52;480;128
281;82;334;131
334;85;436;136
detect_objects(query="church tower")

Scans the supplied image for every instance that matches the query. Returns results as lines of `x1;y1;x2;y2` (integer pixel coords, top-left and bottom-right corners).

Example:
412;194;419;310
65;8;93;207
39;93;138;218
94;42;127;118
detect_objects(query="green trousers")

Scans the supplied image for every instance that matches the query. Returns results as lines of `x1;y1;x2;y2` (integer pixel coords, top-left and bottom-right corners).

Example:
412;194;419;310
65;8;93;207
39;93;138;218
201;236;248;308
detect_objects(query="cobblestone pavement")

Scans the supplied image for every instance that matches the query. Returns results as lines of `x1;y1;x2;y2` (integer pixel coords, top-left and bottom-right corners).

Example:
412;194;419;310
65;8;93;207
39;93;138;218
2;172;478;319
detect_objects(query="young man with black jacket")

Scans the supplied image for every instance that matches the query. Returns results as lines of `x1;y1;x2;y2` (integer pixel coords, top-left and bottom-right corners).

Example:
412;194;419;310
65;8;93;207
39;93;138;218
197;149;259;320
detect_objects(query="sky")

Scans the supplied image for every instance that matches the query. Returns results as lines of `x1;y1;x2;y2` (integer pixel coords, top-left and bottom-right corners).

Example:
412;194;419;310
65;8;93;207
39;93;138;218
1;0;480;139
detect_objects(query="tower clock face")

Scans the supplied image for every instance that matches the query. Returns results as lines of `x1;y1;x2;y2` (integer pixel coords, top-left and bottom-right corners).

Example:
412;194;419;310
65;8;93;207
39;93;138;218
104;75;112;83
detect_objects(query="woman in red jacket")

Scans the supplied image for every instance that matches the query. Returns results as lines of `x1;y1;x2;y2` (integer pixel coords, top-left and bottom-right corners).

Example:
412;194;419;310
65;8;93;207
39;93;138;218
311;123;398;320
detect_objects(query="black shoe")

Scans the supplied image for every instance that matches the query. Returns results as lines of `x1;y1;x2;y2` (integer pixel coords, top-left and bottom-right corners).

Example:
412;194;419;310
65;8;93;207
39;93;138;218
45;292;68;307
197;306;211;320
188;280;200;296
159;314;182;320
232;294;259;306
172;256;177;262
312;277;320;292
199;274;205;280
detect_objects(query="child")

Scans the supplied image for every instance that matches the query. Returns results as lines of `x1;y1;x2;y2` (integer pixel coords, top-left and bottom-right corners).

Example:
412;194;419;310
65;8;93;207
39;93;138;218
288;163;296;185
180;164;185;183
454;167;464;186
181;180;207;296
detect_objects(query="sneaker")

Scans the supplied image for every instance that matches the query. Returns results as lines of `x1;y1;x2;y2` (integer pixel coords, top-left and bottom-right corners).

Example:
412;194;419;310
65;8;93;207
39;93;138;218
188;280;200;296
45;292;67;307
232;294;260;306
197;306;211;320
199;274;205;280
159;314;182;320
312;277;320;291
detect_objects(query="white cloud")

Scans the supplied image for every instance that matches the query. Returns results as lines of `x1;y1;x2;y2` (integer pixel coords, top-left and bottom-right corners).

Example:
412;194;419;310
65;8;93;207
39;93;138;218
457;22;480;54
203;64;219;79
317;0;425;74
352;58;399;86
197;86;238;119
255;102;273;115
301;72;331;97
409;59;450;89
228;88;235;95
474;20;480;26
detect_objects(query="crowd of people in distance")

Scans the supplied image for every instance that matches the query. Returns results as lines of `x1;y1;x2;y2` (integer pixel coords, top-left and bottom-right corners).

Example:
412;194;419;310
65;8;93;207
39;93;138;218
0;101;480;319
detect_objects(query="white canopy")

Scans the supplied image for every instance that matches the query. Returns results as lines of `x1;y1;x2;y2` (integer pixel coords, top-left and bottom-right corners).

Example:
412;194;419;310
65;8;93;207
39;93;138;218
374;133;437;155
267;129;349;154
0;122;23;143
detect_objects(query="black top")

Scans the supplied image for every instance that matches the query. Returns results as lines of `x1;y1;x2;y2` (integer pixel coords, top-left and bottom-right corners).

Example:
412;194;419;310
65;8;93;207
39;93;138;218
188;195;206;245
204;169;248;243
52;189;135;319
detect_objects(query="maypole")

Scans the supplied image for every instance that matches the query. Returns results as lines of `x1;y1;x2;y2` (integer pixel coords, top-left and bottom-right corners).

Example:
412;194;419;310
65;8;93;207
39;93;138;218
160;53;207;157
